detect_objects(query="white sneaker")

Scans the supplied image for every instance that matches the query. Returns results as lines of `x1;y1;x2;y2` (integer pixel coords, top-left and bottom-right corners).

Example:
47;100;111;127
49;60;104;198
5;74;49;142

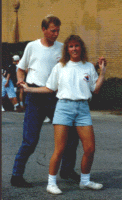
44;117;50;123
1;106;5;112
79;181;103;190
46;185;62;194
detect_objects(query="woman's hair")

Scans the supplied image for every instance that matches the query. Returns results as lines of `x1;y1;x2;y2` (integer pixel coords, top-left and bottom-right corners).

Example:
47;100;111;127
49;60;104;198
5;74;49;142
41;15;61;29
60;35;88;66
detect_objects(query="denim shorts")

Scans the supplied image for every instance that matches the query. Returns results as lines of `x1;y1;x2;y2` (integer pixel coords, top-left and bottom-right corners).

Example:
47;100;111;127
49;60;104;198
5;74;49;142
2;78;16;98
53;99;92;126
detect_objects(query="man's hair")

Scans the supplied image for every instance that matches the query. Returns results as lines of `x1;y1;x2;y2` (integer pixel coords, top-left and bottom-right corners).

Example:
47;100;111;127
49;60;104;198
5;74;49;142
41;15;61;29
60;35;88;66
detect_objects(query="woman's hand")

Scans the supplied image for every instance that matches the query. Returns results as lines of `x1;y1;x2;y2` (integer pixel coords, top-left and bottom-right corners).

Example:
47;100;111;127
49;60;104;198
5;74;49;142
98;56;107;66
98;58;106;76
94;57;106;94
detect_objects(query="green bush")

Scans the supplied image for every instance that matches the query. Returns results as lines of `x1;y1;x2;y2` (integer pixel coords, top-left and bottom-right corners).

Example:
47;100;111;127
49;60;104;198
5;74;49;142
89;78;122;110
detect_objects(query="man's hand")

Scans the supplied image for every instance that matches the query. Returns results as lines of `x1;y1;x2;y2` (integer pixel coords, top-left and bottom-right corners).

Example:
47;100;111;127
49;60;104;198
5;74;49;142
5;73;11;87
20;82;29;92
20;82;28;88
5;82;9;87
17;80;26;87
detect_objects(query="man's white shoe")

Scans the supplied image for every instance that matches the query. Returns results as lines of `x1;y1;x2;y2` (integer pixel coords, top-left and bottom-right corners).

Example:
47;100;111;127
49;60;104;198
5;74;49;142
46;185;62;194
44;117;50;123
79;181;103;190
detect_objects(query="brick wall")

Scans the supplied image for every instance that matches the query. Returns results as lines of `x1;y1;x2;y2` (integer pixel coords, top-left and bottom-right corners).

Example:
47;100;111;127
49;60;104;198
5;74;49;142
2;0;122;78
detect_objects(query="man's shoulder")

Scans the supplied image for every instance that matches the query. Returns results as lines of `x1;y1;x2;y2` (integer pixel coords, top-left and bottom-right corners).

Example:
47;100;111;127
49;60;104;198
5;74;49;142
26;39;40;48
55;41;63;48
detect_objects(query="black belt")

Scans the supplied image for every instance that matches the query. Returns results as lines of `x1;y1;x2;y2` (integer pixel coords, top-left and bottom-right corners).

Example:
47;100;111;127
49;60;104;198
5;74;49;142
27;83;40;87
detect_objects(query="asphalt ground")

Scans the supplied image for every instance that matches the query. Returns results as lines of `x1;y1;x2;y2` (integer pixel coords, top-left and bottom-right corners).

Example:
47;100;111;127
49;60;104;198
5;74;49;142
2;111;122;200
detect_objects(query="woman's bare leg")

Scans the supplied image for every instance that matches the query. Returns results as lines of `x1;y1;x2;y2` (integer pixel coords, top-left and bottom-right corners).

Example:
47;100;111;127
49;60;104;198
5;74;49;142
49;125;69;175
76;126;103;190
76;125;95;174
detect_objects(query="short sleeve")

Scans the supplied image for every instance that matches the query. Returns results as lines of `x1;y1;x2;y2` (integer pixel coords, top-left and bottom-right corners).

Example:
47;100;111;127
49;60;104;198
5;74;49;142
17;43;31;70
46;63;62;91
7;65;12;74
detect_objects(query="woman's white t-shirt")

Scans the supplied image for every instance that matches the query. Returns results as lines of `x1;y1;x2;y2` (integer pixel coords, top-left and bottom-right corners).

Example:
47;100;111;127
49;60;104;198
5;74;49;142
46;60;98;100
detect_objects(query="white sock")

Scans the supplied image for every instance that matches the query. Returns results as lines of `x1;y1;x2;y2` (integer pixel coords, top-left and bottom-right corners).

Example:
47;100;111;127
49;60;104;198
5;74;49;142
20;101;24;106
80;173;90;185
48;174;57;186
14;103;19;110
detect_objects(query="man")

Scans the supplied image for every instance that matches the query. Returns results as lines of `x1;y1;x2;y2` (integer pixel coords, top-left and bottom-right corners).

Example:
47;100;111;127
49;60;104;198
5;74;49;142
8;55;20;89
2;56;20;112
11;15;80;188
9;55;25;110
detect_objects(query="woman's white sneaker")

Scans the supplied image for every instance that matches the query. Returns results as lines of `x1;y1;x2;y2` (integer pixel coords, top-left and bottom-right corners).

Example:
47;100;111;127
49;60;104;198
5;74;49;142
46;185;62;194
79;181;103;190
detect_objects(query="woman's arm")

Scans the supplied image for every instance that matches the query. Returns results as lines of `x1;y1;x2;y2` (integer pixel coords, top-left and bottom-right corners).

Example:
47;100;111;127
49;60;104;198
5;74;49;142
20;83;54;93
17;68;26;86
93;60;106;94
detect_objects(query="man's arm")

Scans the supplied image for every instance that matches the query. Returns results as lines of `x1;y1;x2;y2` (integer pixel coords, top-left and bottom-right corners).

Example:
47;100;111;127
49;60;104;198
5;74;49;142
17;68;26;86
5;73;11;87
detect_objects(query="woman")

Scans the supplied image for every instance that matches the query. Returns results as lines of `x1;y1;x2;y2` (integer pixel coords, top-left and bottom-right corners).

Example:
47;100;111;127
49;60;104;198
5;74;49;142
21;35;106;194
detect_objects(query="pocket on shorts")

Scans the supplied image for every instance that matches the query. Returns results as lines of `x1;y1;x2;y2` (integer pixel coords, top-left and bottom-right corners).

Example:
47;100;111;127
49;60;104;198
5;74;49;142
55;99;71;114
82;100;90;113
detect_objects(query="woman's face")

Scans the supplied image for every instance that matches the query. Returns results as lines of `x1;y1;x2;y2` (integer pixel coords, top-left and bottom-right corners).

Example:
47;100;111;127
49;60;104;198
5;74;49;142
68;40;82;62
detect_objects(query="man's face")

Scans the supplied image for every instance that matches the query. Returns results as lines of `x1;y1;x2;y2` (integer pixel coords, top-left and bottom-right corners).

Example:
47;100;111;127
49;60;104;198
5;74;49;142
43;23;60;42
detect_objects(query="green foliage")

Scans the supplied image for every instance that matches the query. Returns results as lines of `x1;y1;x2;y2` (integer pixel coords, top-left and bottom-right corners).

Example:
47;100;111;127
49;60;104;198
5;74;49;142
89;78;122;110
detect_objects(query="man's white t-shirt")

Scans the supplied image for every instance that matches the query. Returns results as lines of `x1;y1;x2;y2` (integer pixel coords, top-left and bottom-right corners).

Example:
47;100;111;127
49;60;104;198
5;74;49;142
17;39;63;86
46;61;98;100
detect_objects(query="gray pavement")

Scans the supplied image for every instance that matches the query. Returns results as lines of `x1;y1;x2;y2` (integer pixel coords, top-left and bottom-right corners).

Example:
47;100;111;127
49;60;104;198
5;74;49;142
2;111;122;200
